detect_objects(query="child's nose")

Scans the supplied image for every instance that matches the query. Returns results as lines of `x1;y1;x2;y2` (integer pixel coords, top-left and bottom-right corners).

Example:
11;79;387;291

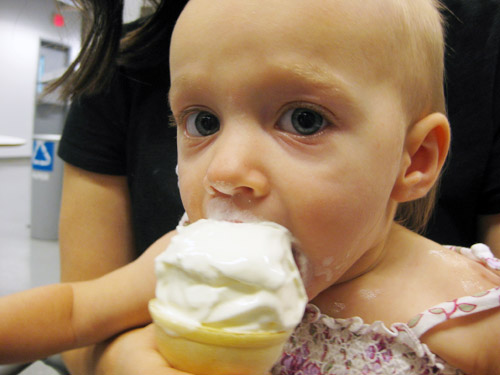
203;129;270;199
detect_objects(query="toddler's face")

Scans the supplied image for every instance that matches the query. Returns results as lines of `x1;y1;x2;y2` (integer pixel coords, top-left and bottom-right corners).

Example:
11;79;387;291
170;0;410;299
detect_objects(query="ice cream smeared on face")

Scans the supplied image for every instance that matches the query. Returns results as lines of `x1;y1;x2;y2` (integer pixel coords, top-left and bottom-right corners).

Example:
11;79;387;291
153;219;307;333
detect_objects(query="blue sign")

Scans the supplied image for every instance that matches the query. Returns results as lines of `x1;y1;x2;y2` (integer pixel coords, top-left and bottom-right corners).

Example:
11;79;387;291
32;140;55;172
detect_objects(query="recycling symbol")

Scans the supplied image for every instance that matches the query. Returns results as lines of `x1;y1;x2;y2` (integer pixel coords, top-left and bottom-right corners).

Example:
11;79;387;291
32;140;54;171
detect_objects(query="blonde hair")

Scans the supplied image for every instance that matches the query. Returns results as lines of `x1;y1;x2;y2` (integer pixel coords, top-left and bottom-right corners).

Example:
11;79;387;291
387;0;447;232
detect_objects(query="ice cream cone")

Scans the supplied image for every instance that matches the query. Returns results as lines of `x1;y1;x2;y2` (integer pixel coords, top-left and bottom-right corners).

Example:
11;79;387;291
149;299;291;375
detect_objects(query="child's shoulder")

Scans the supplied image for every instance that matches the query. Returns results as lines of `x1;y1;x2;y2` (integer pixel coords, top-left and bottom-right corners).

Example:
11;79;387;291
318;225;500;325
417;241;500;289
386;228;500;316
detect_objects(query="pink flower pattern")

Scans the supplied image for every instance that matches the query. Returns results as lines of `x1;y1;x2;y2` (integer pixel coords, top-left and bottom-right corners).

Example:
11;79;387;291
272;305;463;375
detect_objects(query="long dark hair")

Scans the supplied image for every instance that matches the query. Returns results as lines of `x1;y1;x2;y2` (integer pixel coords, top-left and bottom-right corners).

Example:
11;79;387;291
48;0;187;99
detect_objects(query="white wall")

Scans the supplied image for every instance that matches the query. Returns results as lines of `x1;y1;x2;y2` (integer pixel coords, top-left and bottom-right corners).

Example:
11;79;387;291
123;0;144;23
0;0;81;158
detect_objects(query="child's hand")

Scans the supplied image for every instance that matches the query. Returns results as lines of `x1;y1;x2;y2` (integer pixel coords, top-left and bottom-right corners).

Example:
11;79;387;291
94;324;193;375
95;324;274;375
121;229;178;303
129;229;177;300
71;230;178;349
136;230;178;266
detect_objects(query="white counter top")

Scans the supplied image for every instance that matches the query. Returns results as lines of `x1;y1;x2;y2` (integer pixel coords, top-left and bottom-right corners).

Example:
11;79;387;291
0;135;26;146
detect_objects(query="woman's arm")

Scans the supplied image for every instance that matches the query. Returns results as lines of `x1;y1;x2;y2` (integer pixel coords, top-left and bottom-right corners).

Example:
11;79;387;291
58;164;138;374
59;164;136;282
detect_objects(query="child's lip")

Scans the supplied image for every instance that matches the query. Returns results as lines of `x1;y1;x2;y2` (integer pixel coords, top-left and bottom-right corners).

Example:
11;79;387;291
205;197;262;223
209;217;258;223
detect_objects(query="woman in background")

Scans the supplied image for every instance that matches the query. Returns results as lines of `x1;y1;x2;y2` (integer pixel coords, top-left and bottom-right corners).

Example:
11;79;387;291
53;1;186;374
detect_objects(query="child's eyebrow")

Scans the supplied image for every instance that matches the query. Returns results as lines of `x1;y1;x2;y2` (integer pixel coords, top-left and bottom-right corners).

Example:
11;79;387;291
169;63;359;112
272;63;362;117
279;63;357;100
168;77;188;105
280;63;349;90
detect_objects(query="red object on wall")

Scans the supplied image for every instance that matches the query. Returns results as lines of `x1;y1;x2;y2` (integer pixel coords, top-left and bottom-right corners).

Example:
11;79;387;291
53;13;65;27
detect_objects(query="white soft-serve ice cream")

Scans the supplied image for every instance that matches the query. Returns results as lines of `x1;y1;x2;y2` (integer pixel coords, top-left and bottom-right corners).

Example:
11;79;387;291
149;219;307;375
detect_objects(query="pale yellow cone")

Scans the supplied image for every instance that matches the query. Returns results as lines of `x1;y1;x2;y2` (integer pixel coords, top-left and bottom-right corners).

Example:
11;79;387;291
149;299;291;375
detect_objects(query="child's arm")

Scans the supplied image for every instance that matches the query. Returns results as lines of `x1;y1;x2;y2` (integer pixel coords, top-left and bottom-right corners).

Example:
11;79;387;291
423;303;500;375
0;283;76;363
0;231;175;364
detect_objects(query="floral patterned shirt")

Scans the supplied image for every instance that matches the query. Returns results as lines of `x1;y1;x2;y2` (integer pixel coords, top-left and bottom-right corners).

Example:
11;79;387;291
272;244;500;375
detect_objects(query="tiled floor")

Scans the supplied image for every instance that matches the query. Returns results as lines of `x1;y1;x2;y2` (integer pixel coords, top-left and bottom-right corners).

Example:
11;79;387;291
0;158;61;375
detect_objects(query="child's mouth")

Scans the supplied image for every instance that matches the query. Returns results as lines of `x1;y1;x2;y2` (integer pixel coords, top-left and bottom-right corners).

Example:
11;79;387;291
206;197;260;223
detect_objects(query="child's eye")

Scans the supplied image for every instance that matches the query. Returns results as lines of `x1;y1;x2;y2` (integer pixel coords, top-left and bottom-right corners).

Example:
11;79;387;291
185;111;220;137
277;108;328;135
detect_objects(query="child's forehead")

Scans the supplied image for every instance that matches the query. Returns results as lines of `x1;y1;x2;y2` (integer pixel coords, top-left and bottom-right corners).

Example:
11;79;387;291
181;0;400;19
177;0;398;37
172;0;406;80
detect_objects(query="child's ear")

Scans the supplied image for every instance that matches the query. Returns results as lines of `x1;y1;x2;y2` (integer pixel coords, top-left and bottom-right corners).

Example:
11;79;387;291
391;112;450;202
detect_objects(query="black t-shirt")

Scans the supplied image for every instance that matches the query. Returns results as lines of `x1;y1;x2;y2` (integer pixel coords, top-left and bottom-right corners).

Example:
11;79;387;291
59;66;184;255
59;0;500;256
425;0;500;245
